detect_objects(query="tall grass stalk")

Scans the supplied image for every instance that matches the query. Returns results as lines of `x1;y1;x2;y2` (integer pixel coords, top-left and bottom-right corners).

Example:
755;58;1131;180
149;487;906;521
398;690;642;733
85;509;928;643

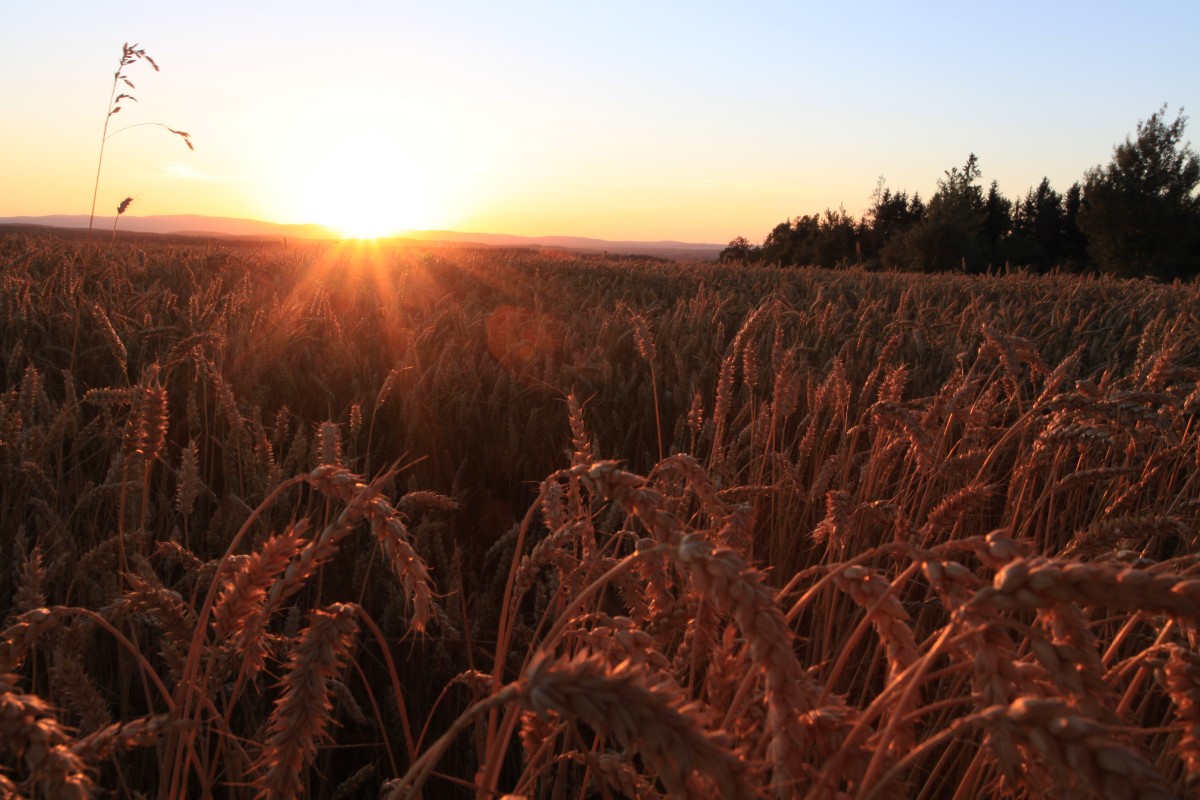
86;43;192;246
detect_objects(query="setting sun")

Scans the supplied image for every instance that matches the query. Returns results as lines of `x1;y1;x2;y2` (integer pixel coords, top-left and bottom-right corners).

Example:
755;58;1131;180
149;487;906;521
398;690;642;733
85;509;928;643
302;132;432;238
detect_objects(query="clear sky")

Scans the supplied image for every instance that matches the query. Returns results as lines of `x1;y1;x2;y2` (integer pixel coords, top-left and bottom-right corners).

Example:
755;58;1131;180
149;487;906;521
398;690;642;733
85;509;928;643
2;1;1198;243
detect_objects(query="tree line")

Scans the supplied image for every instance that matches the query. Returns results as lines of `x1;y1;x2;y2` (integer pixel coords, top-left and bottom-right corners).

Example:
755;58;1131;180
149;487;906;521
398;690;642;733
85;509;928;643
721;106;1200;280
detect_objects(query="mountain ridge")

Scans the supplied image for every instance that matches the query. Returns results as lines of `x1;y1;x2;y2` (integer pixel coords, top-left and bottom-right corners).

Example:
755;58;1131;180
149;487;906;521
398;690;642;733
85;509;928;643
0;214;725;260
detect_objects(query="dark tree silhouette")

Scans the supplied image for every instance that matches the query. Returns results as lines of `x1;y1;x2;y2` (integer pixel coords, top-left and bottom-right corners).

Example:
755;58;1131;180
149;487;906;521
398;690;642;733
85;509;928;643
1001;178;1090;272
884;155;989;272
1078;106;1200;279
982;180;1013;263
1061;182;1089;268
720;109;1197;279
862;179;924;263
747;209;861;267
1002;177;1065;270
718;236;759;263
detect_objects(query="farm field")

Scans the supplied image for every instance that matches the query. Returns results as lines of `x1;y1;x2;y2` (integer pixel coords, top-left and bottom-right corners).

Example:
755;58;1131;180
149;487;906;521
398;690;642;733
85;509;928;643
1;231;1199;798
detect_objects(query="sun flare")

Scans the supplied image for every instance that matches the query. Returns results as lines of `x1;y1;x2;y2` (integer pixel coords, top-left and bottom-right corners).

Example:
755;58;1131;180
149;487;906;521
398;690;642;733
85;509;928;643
302;133;432;239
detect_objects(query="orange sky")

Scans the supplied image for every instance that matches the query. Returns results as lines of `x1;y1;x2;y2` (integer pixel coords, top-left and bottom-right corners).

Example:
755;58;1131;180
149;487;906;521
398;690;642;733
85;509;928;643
2;1;1198;243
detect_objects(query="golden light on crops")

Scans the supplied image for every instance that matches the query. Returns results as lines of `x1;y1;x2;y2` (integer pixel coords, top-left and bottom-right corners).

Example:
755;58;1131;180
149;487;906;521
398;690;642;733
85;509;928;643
301;132;433;239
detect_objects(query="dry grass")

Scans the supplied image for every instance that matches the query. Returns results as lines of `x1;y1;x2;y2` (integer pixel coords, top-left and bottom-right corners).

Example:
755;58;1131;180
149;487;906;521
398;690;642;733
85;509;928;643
1;230;1199;797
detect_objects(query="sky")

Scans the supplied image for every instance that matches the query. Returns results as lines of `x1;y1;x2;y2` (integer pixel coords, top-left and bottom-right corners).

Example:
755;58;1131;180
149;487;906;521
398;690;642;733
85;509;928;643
2;1;1198;243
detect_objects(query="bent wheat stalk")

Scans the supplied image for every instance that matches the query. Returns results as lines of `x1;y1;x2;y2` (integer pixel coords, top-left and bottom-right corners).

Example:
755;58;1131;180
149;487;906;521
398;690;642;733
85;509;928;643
386;650;755;799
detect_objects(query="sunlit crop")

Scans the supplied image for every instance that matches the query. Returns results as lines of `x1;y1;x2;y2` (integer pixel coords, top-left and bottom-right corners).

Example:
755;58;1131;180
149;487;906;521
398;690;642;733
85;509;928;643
1;232;1197;798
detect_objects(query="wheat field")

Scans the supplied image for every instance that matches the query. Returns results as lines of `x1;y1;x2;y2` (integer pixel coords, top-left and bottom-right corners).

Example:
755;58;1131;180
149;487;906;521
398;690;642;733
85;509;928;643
1;232;1198;798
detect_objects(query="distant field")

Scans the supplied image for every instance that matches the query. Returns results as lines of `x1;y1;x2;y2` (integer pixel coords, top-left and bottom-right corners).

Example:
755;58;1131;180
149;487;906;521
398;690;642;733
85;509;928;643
1;231;1198;798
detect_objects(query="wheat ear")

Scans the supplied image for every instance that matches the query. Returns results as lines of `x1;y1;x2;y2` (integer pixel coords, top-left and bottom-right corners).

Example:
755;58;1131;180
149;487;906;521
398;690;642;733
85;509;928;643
1161;645;1200;788
254;603;360;800
0;673;92;799
982;696;1172;800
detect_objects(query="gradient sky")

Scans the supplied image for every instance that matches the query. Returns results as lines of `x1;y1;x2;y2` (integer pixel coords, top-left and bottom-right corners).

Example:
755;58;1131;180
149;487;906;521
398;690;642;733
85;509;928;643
2;1;1198;242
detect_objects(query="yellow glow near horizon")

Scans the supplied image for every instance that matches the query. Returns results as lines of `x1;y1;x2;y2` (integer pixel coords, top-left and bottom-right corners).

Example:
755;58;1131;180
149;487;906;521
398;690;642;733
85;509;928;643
301;132;434;239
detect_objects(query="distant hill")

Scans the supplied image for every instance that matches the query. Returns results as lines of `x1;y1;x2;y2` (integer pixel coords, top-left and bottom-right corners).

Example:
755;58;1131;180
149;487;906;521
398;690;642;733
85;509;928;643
0;215;724;260
0;214;335;240
397;230;724;260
